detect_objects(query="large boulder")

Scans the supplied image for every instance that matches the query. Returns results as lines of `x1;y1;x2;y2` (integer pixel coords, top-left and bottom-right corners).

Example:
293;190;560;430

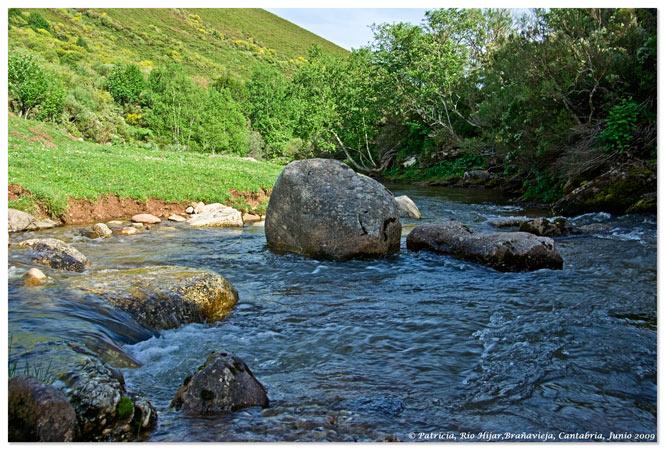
16;238;89;272
265;159;401;259
395;195;422;219
406;221;563;272
70;265;238;330
62;358;156;441
187;204;243;227
171;351;269;416
9;376;78;442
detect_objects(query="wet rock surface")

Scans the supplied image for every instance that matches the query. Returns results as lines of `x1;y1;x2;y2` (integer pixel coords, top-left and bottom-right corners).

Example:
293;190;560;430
171;351;269;416
15;238;89;272
70;265;238;330
61;358;157;441
265;159;401;259
395;195;422;219
406;221;564;271
9;376;78;442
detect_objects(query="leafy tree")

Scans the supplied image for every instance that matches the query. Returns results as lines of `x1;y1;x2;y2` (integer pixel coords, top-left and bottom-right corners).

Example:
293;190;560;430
8;53;65;120
106;64;145;105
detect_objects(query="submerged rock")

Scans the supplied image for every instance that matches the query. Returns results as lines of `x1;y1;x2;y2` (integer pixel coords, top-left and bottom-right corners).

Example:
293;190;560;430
117;226;138;235
16;238;89;272
24;267;48;286
395;195;422;219
71;265;238;330
89;223;113;238
406;221;563;272
171;351;269;416
9;376;78;442
187;204;243;227
265;158;401;259
131;213;161;224
519;217;570;237
62;358;156;441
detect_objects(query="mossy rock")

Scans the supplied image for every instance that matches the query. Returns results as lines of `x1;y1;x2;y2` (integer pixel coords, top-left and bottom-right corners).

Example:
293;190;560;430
70;266;238;330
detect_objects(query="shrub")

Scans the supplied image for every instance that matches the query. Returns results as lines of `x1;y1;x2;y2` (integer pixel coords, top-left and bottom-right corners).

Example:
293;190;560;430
8;52;65;120
27;12;50;32
598;99;639;154
106;63;145;105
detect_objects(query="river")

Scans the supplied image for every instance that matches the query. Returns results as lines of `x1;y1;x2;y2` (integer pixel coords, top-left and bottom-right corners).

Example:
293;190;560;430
8;186;657;442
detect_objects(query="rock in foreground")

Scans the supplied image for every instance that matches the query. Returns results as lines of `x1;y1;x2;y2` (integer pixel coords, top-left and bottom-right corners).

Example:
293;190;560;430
406;221;563;272
9;209;60;233
62;358;156;441
9;376;78;442
16;238;89;272
171;351;269;416
71;265;238;330
395;195;422;219
265;159;401;259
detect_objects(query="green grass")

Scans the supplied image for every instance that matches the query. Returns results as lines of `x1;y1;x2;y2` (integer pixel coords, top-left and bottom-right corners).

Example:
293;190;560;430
9;8;346;83
9;115;283;216
383;153;487;183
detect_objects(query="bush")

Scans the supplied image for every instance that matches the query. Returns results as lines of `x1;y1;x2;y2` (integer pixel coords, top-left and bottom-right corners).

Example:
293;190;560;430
27;12;50;31
598;99;639;154
8;52;65;120
106;63;145;105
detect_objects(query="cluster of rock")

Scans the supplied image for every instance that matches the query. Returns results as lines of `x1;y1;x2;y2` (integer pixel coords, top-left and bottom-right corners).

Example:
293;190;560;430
489;216;572;237
10;225;268;441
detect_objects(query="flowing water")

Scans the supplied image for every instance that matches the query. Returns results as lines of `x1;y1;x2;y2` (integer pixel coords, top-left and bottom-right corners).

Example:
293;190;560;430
8;186;657;442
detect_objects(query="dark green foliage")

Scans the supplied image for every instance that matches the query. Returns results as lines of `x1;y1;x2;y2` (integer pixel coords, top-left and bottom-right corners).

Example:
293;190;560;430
106;64;145;105
599;99;639;154
27;12;50;31
8;53;65;120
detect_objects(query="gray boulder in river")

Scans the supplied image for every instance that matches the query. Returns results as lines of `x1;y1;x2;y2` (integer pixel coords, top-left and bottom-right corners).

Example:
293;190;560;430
265;158;401;259
62;357;157;441
9;376;79;442
16;238;89;272
71;265;238;331
9;208;59;232
171;351;269;416
406;221;563;272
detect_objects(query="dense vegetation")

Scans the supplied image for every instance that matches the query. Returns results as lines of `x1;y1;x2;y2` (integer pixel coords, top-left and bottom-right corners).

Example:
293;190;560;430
8;8;657;206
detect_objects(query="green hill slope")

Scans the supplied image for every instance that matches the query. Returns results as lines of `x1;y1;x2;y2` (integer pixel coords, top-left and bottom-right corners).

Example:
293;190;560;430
9;8;346;81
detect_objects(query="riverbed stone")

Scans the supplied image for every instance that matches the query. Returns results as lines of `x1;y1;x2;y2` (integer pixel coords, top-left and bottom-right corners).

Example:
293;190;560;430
117;226;138;235
185;206;195;214
171;351;269;416
24;268;47;287
16;238;89;272
519;217;570;237
71;265;238;330
131;213;161;224
406;221;563;272
9;209;59;232
395;195;422;219
488;216;529;228
168;214;187;222
193;202;206;214
61;358;156;441
90;223;113;238
187;204;243;227
265;158;401;259
9;376;79;442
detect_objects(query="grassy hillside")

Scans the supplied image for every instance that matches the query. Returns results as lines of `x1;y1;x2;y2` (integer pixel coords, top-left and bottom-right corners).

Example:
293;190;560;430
9;114;283;217
9;8;346;81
